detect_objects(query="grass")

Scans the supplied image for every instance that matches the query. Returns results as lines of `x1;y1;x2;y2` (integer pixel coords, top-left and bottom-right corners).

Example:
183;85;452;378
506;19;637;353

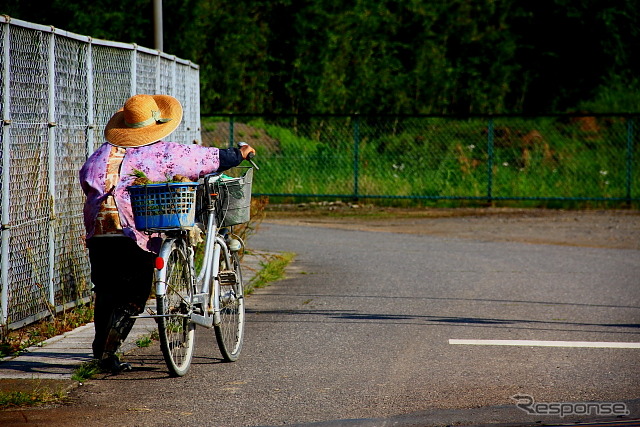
134;329;160;349
71;360;102;382
0;382;68;408
135;330;159;348
135;336;153;348
242;115;639;209
0;359;103;409
246;252;296;294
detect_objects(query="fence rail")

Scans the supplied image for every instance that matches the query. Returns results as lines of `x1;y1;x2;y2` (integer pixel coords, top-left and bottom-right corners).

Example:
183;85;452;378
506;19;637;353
0;17;200;331
202;114;638;205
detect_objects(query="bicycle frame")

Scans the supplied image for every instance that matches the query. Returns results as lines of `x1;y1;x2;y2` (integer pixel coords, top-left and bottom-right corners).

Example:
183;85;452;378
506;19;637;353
131;154;253;375
191;231;231;329
152;173;235;329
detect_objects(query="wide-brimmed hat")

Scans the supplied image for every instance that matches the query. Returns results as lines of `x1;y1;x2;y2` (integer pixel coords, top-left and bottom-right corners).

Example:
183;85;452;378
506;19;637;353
104;94;183;147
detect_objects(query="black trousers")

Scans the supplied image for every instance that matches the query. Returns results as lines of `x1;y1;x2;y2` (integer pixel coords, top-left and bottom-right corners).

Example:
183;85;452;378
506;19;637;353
87;236;155;359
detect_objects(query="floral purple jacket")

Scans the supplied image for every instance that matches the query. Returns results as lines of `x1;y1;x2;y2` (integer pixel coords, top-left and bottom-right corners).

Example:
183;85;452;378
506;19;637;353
80;141;228;253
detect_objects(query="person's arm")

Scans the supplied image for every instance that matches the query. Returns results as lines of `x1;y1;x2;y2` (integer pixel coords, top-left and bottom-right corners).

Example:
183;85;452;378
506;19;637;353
217;145;256;171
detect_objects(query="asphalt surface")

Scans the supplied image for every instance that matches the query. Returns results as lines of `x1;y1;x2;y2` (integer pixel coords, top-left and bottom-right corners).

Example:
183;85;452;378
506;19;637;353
243;222;640;425
0;221;638;426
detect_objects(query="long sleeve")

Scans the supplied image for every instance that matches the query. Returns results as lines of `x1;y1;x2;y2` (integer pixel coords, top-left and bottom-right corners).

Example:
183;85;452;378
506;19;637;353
217;147;244;171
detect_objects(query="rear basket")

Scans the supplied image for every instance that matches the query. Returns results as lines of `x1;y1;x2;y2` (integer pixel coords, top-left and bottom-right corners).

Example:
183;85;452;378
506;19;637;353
215;167;253;227
127;182;198;231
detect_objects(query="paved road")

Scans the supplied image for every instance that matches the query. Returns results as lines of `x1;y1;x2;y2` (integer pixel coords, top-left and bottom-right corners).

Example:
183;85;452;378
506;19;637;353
244;222;640;424
2;222;638;426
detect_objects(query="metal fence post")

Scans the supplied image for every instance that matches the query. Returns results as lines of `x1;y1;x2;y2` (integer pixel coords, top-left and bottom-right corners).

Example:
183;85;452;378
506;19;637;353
626;117;635;205
487;117;494;204
46;30;57;310
1;20;11;328
86;41;94;156
131;46;137;96
155;54;161;94
353;114;360;201
171;56;176;98
194;66;201;144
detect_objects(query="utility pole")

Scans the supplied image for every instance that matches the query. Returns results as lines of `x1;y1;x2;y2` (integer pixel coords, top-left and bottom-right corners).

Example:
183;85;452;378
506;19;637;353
153;0;163;51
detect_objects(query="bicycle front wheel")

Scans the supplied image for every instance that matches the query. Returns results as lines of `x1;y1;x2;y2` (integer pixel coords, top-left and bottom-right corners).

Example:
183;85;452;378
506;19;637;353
157;242;196;377
214;251;245;361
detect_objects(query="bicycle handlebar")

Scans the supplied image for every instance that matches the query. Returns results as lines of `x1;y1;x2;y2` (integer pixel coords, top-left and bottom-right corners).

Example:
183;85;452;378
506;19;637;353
237;141;259;170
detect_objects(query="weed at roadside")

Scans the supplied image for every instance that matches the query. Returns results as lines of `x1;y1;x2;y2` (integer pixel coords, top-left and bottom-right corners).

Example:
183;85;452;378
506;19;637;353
135;335;153;348
0;381;68;409
246;252;295;294
71;359;102;382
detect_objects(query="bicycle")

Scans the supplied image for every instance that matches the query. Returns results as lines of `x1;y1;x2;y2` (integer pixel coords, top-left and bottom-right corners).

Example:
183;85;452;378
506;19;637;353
129;146;257;376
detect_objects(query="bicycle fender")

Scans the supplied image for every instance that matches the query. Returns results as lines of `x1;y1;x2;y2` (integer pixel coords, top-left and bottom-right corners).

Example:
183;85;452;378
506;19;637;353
154;238;177;296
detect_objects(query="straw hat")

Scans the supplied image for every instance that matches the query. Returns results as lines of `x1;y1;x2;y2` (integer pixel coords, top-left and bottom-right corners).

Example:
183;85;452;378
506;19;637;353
104;94;183;147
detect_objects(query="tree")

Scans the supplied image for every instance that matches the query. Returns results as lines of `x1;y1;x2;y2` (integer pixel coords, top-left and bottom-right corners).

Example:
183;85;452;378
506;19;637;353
3;0;639;113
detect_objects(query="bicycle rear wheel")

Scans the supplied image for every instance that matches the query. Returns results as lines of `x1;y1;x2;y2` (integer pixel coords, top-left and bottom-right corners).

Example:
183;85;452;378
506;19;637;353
214;251;245;361
157;242;196;377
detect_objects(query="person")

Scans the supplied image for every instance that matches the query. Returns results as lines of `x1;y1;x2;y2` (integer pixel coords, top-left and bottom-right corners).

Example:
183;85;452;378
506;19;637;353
79;94;255;373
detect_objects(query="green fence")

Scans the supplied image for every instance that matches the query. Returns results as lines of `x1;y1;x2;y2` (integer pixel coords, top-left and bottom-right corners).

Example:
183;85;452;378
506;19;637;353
201;114;638;206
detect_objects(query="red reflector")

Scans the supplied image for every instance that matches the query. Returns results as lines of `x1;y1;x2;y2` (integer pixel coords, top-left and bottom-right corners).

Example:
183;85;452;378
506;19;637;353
155;257;165;270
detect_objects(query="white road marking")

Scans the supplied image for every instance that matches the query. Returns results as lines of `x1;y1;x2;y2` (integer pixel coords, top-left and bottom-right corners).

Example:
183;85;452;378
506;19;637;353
449;339;640;348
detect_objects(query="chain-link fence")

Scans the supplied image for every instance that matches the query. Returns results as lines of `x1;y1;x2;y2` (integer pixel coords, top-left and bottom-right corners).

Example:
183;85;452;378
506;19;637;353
202;114;638;205
0;17;200;331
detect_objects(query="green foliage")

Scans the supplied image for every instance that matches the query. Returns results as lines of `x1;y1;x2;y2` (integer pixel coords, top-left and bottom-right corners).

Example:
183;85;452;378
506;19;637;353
578;76;640;113
135;335;153;348
4;0;639;114
71;360;102;382
234;114;638;207
255;121;320;154
0;385;67;409
246;252;295;293
2;0;153;45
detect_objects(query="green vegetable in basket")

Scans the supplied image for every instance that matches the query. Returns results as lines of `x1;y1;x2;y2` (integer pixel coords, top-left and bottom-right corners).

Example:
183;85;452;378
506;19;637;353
129;168;193;185
130;169;151;186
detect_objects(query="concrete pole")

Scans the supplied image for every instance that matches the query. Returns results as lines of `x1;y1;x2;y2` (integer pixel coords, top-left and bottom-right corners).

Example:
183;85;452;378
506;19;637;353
154;0;163;51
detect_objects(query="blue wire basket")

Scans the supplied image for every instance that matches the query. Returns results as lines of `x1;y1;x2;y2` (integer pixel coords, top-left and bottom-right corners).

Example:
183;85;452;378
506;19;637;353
127;182;198;231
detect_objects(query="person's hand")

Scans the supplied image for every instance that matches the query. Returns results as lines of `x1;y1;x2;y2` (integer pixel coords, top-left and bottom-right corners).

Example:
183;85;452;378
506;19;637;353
239;143;256;159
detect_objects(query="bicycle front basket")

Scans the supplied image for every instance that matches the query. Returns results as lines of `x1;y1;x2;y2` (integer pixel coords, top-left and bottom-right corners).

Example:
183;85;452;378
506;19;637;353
215;167;253;227
127;182;198;231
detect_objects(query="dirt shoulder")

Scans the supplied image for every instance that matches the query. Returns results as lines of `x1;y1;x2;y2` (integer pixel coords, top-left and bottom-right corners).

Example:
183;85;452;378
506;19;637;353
263;204;640;250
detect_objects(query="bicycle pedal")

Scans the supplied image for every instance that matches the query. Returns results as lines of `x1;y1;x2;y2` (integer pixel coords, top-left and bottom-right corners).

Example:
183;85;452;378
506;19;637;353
218;270;238;286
